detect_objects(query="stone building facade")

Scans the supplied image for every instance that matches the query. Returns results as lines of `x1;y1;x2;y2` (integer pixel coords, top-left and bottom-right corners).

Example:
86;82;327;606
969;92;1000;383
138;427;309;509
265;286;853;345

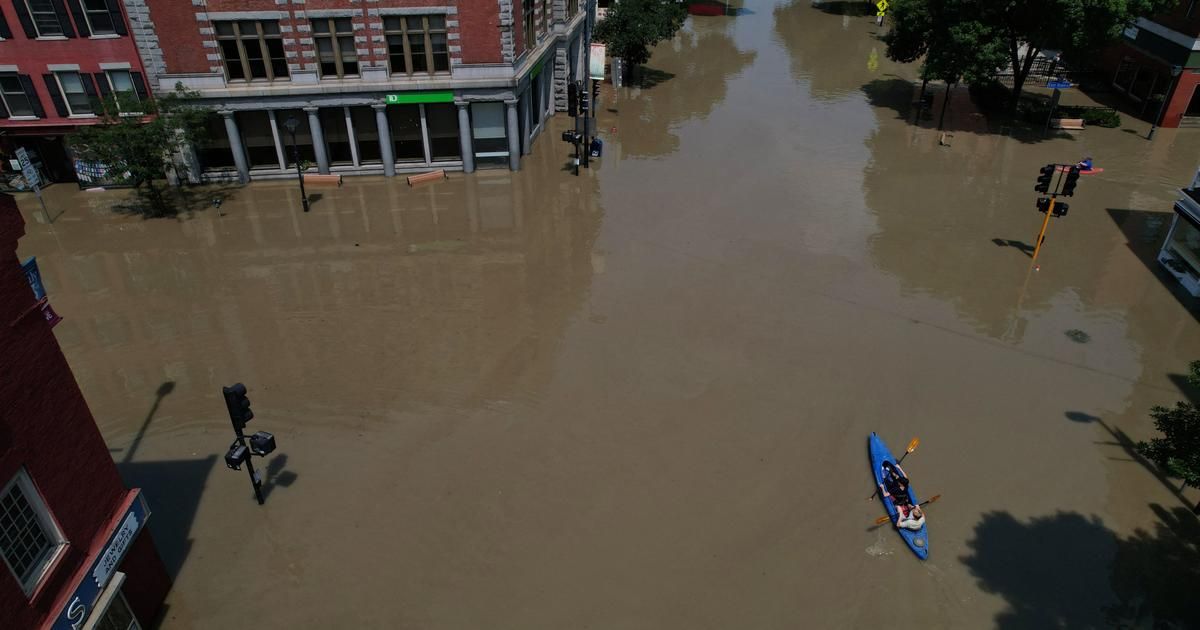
134;0;593;181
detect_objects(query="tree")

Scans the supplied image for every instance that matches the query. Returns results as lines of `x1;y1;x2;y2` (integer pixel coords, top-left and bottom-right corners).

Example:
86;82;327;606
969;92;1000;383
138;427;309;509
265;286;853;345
593;0;687;75
883;0;1175;111
1137;360;1200;514
68;84;210;217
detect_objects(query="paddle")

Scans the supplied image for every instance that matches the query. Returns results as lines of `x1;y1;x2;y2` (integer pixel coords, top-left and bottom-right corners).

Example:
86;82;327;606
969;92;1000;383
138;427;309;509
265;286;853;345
866;437;919;500
874;494;941;526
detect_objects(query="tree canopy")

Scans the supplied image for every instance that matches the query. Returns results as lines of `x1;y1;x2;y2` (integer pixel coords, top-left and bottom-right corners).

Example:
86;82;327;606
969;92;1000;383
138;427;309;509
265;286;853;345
594;0;687;68
68;84;210;216
883;0;1177;107
1138;360;1200;514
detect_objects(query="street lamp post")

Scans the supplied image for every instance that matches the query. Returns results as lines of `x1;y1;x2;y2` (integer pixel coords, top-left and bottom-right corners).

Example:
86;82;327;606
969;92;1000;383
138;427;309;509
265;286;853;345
283;115;310;212
1148;65;1183;140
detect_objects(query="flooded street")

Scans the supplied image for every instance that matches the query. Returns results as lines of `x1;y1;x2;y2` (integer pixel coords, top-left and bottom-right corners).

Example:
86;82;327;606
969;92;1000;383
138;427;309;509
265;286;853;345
13;1;1200;627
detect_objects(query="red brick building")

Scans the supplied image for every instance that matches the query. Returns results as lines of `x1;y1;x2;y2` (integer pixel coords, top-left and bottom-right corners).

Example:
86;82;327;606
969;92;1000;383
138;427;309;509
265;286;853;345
0;0;151;190
1101;4;1200;128
132;0;592;181
0;194;170;630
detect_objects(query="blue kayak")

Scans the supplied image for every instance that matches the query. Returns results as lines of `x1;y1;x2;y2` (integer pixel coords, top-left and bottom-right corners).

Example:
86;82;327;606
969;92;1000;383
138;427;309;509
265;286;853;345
869;432;929;560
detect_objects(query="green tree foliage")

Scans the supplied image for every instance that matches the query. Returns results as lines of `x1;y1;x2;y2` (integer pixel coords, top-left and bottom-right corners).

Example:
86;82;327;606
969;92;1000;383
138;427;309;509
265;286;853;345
68;84;211;216
1138;360;1200;514
594;0;687;70
883;0;1176;109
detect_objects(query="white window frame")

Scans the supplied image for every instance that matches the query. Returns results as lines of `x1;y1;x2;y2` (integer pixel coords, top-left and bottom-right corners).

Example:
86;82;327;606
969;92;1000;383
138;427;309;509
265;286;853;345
104;70;143;116
0;468;68;597
54;71;94;117
24;0;67;38
80;0;117;37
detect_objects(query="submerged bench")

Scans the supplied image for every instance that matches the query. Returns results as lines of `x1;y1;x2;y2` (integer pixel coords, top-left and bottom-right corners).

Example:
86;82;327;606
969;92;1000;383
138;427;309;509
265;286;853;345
407;169;447;186
1052;118;1085;130
302;173;343;186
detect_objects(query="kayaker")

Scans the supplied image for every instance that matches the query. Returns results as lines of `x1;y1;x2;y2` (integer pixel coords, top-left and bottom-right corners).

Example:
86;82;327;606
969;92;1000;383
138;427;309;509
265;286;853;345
880;461;926;530
1076;156;1094;172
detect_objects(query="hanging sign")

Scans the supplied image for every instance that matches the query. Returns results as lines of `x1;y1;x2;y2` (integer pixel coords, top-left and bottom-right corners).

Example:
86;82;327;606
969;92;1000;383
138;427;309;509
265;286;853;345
590;44;606;81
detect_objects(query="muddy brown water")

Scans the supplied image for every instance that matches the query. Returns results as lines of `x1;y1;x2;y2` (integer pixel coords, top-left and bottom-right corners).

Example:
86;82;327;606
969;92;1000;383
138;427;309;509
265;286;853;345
12;2;1200;628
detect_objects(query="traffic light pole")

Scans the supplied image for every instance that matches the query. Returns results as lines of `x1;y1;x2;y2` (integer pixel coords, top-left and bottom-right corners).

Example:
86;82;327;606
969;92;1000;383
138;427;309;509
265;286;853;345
232;422;265;505
1030;166;1066;265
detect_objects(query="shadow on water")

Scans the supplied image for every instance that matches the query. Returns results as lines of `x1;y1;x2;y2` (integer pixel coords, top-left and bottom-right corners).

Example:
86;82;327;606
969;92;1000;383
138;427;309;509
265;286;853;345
811;0;876;16
991;238;1035;257
687;0;753;16
632;67;676;90
860;78;1076;142
114;381;217;578
1065;411;1194;512
112;183;242;220
260;453;298;500
960;507;1200;628
1105;208;1200;325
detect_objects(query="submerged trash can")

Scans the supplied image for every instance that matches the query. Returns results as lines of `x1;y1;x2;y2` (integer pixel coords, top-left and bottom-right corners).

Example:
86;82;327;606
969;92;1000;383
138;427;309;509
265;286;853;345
590;137;603;158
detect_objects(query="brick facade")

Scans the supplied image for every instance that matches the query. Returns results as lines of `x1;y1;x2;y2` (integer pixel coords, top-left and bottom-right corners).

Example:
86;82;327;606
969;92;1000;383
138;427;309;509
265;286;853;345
0;195;170;630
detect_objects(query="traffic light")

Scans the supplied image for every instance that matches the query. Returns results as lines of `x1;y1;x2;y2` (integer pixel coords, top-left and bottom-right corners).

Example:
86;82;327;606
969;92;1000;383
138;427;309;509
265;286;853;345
1061;166;1080;197
592;79;600;101
561;130;580;144
1052;202;1069;217
225;443;248;470
579;87;589;115
249;431;277;456
1037;197;1052;213
1035;164;1055;193
568;82;578;117
222;383;254;430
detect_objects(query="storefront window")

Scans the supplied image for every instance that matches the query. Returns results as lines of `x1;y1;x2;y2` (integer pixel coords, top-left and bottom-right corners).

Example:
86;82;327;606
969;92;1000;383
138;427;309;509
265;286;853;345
320;107;353;165
388;104;424;163
198;115;236;169
274;109;316;166
1168;218;1200;275
425;103;460;161
236;110;279;169
350;106;380;163
470;102;508;163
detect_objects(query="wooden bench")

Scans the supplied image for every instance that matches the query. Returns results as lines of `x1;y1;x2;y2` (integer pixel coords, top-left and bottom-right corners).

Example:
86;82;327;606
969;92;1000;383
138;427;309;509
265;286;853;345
302;173;343;186
407;169;447;186
1052;118;1085;130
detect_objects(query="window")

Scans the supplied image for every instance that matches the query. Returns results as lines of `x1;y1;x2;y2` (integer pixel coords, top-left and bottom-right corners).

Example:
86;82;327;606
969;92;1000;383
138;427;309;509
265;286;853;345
384;16;449;76
81;0;116;35
349;106;381;163
313;18;358;78
25;0;66;37
522;0;535;51
568;0;579;18
56;72;94;115
425;103;460;161
104;70;141;114
0;74;36;117
214;21;288;82
0;469;67;596
388;104;424;162
96;588;137;630
470;102;508;161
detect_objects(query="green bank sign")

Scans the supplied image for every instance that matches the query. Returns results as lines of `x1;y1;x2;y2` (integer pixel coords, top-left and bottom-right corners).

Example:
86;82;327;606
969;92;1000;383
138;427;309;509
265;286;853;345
385;91;455;105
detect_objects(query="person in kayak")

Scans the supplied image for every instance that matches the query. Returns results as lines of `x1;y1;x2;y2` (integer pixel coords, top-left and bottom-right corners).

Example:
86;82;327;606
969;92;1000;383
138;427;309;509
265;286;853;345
1076;156;1094;172
880;461;926;531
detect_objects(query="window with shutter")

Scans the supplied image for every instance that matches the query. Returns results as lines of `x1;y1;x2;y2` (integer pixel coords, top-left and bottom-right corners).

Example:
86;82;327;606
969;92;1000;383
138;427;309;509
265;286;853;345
0;74;36;117
55;72;94;115
25;0;66;37
81;0;116;35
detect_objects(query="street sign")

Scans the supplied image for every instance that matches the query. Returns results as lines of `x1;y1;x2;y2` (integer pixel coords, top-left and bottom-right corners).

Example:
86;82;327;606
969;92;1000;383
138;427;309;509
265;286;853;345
15;147;40;190
1046;80;1072;89
22;257;45;300
876;0;889;11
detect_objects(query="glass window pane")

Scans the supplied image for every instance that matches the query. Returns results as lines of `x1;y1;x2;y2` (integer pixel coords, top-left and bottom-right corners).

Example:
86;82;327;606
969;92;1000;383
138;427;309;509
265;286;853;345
275;109;315;166
339;37;357;61
406;17;424;31
320;107;353;164
265;39;288;78
237;110;279;169
334;18;352;32
388;104;424;162
0;75;23;93
215;22;235;36
383;17;402;31
261;21;280;35
424;103;460;161
313;20;330;33
58;72;83;94
248;60;267;78
317;38;335;60
387;36;407;73
108;70;134;93
237;21;259;36
199;114;236;169
221;41;245;80
409;34;427;72
427;15;445;30
471;102;507;156
350;106;380;163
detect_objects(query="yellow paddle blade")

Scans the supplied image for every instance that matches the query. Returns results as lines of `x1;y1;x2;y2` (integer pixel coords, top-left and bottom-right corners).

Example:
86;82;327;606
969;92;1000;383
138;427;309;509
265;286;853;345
907;437;919;453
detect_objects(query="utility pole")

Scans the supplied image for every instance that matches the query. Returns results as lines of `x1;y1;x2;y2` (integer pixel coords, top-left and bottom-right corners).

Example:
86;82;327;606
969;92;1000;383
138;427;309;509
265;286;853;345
1030;163;1079;266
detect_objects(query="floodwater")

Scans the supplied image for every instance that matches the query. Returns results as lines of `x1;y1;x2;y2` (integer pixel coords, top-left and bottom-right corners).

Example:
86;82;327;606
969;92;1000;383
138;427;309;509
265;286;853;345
12;1;1200;627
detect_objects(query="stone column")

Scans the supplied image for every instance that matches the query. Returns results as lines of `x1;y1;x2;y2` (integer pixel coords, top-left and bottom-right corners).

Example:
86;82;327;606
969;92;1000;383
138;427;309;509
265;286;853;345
456;102;475;174
505;99;520;171
372;104;395;177
220;110;249;184
521;88;533;155
305;106;330;174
